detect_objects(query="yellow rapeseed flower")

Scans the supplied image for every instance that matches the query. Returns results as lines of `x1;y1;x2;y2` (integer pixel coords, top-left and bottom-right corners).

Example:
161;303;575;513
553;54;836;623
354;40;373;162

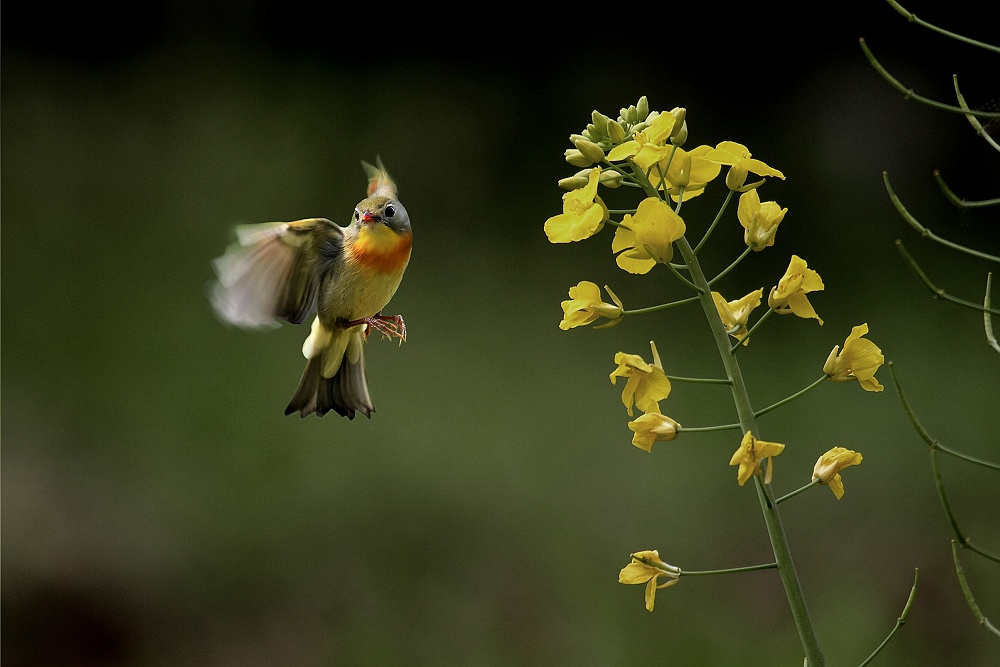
812;447;864;499
612;197;686;274
559;281;624;330
730;431;785;486
768;255;824;324
544;167;609;243
712;289;763;345
705;140;785;190
606;112;676;165
610;341;671;416
627;411;681;452
823;324;885;392
738;188;787;251
648;145;722;203
618;550;680;612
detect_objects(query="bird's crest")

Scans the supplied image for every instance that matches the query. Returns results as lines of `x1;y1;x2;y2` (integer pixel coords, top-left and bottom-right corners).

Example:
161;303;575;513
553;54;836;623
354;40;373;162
362;157;397;199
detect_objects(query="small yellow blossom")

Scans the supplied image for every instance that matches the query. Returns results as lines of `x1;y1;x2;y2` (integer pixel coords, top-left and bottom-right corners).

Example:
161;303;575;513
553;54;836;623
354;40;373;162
618;550;680;612
606;112;676;165
738;189;787;251
544;167;609;243
559;281;624;330
612;197;686;274
712;289;763;345
730;431;785;486
610;341;671;416
628;411;681;452
648;145;723;202
705;141;785;190
823;324;885;392
768;255;824;324
812;447;864;500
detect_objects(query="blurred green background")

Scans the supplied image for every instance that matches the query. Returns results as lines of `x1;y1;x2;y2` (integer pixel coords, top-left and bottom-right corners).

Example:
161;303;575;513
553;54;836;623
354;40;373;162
3;2;998;665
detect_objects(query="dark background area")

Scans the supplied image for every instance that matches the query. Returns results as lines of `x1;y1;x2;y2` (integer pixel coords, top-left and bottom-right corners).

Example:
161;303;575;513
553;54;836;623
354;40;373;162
3;1;999;665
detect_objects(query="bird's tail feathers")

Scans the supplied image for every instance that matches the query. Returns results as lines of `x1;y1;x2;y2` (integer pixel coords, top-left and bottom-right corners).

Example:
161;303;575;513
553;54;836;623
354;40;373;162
285;327;374;419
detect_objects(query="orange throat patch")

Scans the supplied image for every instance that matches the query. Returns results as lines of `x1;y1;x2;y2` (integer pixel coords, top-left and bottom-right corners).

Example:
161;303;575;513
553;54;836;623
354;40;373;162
349;227;412;274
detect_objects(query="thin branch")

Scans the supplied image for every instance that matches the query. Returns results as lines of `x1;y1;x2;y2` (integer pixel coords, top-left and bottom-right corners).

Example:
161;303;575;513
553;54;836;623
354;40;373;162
860;38;1000;117
934;171;1000;209
623;295;699;315
754;375;829;419
951;541;1000;638
954;75;1000;153
895;240;1000;315
858;569;919;667
709;246;753;286
986;273;1000;353
885;172;1000;263
885;0;1000;54
666;375;732;385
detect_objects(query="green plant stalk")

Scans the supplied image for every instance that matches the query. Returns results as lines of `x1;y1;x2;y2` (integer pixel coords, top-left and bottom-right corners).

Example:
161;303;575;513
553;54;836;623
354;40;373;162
675;233;824;666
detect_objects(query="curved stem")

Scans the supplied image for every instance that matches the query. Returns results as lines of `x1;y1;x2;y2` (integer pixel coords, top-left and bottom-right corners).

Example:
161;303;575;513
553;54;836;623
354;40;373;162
951;541;1000;637
731;307;774;352
666;375;732;385
624;295;699;315
885;172;1000;263
934;171;1000;209
710;246;753;286
986;273;1000;354
754;375;829;419
695;189;735;254
895;240;1000;315
954;76;1000;153
885;0;1000;54
682;562;777;576
776;479;821;504
858;569;919;667
678;423;742;433
860;38;1000;116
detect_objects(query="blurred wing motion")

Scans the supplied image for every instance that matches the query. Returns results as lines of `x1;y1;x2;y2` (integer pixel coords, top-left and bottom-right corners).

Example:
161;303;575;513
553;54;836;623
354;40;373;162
210;217;342;328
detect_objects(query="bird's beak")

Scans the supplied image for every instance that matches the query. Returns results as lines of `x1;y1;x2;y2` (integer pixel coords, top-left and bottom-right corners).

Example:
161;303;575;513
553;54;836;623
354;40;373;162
360;211;378;225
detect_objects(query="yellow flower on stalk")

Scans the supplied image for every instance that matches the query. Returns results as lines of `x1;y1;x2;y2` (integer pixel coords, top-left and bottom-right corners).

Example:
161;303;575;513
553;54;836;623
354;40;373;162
768;255;824;324
559;281;624;330
705;141;785;190
610;341;671;416
544;167;609;243
628;411;681;452
648;145;723;202
612;197;686;274
823;324;885;392
712;289;763;345
738;188;787;251
606;112;677;165
730;431;785;486
812;447;864;500
618;550;680;612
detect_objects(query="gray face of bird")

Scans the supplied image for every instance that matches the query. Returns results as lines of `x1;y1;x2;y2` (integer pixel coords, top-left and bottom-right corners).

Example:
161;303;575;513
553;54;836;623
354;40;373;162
353;196;410;234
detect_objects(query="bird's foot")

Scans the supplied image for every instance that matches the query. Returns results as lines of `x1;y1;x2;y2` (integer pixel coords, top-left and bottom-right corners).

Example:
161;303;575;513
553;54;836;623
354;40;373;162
345;313;407;343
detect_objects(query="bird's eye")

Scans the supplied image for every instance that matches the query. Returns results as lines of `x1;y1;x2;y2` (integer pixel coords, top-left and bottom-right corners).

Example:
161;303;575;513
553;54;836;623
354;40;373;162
353;209;360;221
385;204;395;218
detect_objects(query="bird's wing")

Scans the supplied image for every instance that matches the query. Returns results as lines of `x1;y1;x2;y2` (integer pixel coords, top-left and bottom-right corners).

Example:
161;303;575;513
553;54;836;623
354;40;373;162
210;217;342;328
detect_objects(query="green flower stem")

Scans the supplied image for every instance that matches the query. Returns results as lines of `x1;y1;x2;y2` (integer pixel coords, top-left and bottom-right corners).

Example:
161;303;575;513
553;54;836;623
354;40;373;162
678;423;742;433
667;262;702;293
666;375;732;385
710;246;753;286
776;479;821;504
695;189;736;254
951;541;1000;637
673;232;825;666
858;569;919;667
986;273;1000;354
934;170;1000;209
885;0;1000;54
623;295;700;315
754;375;829;419
895;240;1000;315
731;307;774;352
954;76;1000;153
885;172;1000;262
859;38;1000;116
681;562;777;576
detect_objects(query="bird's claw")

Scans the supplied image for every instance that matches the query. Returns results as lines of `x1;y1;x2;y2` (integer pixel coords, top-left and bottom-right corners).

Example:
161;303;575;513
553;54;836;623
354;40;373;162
346;313;406;343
